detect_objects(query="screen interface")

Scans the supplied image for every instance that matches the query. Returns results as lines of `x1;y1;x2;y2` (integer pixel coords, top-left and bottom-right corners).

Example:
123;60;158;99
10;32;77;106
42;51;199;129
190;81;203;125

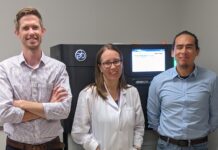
132;48;165;72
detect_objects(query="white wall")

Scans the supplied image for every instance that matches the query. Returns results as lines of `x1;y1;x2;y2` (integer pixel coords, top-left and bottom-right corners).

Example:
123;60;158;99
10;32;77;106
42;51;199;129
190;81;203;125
0;0;180;60
0;0;218;150
179;0;218;74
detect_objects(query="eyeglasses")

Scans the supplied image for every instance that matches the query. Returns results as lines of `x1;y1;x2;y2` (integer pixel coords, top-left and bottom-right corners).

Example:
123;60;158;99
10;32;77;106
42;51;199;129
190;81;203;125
101;59;122;69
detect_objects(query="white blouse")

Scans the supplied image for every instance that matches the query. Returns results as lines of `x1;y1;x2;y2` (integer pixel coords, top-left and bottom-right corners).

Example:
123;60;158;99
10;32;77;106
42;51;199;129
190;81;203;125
71;85;145;150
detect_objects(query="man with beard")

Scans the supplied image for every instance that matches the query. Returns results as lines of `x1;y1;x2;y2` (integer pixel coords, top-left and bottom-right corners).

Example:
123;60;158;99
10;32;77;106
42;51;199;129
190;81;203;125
147;31;218;150
0;7;72;150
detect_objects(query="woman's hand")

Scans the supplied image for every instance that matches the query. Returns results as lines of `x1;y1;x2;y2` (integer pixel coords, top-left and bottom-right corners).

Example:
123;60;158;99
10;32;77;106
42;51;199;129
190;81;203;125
96;146;100;150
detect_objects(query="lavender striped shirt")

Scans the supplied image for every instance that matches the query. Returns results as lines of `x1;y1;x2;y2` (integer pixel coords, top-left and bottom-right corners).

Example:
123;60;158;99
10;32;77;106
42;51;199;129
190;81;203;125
0;52;72;144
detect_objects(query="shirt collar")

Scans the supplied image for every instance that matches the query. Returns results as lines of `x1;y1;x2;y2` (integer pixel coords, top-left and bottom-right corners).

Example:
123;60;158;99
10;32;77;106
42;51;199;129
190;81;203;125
104;83;128;110
172;65;198;79
18;51;47;67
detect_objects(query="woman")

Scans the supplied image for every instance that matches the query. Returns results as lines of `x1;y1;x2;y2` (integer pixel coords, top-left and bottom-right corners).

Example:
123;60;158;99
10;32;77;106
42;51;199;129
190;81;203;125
71;44;145;150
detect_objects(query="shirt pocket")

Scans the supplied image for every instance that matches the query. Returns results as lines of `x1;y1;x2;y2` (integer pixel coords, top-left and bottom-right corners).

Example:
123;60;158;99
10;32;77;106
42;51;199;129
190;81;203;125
37;83;54;102
12;84;29;100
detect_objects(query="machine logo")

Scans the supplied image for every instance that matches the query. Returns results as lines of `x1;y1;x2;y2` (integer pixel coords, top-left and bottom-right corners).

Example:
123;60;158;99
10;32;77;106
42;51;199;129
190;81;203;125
75;49;87;61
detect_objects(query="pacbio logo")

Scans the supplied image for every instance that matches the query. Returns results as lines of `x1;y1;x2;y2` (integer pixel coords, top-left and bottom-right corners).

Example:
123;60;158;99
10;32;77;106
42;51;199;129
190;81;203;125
74;49;87;61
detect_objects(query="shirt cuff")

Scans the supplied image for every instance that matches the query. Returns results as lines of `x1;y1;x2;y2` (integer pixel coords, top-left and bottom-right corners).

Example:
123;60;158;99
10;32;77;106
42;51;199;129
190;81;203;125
15;107;25;123
83;139;98;150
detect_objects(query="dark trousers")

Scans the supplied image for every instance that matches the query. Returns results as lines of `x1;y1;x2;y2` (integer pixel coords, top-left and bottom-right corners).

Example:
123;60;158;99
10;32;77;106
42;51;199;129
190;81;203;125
6;145;62;150
6;145;20;150
6;136;64;150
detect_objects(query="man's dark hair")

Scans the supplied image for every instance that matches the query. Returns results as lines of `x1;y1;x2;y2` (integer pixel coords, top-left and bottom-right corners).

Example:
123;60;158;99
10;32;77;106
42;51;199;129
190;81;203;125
172;30;200;50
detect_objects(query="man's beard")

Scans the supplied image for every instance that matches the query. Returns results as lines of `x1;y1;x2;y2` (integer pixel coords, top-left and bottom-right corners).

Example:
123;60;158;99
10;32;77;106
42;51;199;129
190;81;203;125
179;64;189;69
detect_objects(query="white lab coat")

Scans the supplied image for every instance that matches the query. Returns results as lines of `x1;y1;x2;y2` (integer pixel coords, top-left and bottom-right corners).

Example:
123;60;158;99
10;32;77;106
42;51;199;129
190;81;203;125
71;85;145;150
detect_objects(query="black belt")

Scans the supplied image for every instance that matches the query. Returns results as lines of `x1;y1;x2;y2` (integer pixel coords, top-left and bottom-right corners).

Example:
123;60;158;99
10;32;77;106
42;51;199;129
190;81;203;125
159;135;208;147
7;137;64;150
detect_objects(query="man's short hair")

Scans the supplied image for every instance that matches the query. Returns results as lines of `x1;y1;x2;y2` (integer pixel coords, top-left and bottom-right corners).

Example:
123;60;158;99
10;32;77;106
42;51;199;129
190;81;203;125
172;30;200;51
15;7;43;31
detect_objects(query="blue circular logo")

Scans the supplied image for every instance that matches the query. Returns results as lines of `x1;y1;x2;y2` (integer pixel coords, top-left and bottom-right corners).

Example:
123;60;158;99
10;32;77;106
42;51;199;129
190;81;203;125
75;49;87;61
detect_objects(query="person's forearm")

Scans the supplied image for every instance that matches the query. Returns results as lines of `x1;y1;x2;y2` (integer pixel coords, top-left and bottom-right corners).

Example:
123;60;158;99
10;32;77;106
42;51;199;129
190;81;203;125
22;111;41;122
43;99;71;120
13;86;71;120
21;101;45;118
0;106;24;123
13;100;45;118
